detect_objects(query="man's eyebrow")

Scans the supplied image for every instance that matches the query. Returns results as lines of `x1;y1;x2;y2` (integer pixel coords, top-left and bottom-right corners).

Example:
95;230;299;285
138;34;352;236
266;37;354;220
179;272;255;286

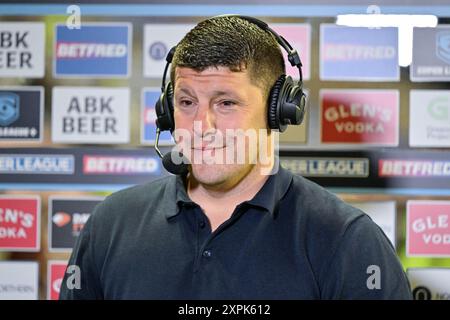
175;88;243;100
176;87;195;97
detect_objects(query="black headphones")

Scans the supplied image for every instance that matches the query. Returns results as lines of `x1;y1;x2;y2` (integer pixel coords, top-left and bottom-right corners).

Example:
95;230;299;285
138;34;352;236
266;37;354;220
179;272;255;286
155;14;306;144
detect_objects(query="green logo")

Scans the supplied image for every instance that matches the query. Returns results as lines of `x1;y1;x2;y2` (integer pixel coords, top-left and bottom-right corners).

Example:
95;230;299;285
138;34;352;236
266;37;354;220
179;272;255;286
427;96;449;121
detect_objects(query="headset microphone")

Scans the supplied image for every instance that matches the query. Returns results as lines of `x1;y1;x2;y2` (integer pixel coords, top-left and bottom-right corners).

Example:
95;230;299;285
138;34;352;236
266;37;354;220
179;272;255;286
154;128;190;175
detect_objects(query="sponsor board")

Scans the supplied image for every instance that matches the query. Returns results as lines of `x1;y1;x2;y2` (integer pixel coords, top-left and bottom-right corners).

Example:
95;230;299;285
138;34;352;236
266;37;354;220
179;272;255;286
54;23;131;78
47;260;68;300
320;89;399;146
320;24;399;81
409;90;450;147
0;195;40;252
0;86;44;142
379;159;450;177
0;261;39;300
49;197;103;252
83;155;159;175
143;24;194;78
0;154;74;174
280;157;369;178
350;201;396;248
407;200;450;257
411;26;450;82
141;88;174;145
408;268;450;300
0;22;45;78
52;87;130;144
272;24;311;80
280;89;308;144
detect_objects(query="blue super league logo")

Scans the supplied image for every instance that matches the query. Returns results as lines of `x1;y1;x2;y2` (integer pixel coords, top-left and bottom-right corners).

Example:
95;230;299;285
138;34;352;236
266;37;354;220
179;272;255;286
436;31;450;64
0;93;19;126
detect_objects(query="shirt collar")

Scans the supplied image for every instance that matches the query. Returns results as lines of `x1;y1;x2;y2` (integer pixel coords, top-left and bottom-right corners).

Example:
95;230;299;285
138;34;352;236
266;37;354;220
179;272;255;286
165;161;293;220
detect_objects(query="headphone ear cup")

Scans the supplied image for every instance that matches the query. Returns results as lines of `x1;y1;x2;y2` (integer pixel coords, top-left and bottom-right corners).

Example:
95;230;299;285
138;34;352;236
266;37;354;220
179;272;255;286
155;82;175;132
268;75;286;130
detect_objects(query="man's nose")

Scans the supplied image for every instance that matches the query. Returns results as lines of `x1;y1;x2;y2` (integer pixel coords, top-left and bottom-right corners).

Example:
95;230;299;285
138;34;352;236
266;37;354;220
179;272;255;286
193;102;215;136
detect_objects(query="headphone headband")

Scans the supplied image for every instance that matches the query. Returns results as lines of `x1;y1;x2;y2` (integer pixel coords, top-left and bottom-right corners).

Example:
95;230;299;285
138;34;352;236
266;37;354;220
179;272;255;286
161;14;304;89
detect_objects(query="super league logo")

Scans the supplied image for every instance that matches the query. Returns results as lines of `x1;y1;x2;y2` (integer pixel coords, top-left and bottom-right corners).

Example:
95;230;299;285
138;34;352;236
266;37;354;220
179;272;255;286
436;31;450;65
0;92;19;126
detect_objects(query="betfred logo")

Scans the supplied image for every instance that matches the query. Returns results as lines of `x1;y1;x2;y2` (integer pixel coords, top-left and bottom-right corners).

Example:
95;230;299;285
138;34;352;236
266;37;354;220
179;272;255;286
47;261;67;300
407;201;450;257
54;23;131;78
141;88;173;145
379;159;450;177
83;155;159;175
52;212;71;227
0;196;40;251
320;89;399;145
49;197;102;252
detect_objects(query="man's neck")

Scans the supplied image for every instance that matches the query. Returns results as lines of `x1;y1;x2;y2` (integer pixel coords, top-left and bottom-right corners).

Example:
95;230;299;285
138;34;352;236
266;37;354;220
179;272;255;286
186;161;273;231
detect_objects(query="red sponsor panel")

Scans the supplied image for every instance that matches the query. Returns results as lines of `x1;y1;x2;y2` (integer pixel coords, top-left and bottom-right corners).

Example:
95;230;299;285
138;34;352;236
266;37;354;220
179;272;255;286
47;261;68;300
0;196;40;251
320;90;399;145
407;201;450;257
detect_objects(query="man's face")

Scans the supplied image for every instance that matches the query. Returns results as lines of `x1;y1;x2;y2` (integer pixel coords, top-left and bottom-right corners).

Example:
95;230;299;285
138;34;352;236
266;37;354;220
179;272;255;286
173;66;270;188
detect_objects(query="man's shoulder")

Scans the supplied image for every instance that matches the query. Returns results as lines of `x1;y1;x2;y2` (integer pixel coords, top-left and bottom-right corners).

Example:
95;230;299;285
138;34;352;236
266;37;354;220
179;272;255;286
92;175;176;221
287;173;366;231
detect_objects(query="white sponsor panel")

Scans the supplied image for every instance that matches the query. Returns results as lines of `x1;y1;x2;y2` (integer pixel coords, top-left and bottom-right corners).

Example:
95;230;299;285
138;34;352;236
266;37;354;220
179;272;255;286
408;268;450;300
281;157;369;178
350;201;396;248
0;22;45;78
52;87;130;144
143;24;194;78
0;261;39;300
409;90;450;147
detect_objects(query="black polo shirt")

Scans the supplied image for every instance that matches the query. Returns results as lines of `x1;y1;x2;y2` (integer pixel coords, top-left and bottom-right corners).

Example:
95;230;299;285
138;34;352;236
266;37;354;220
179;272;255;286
59;165;412;299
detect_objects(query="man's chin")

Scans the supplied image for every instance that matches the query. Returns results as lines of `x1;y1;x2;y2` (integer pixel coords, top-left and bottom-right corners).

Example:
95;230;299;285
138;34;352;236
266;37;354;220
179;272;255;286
189;163;246;187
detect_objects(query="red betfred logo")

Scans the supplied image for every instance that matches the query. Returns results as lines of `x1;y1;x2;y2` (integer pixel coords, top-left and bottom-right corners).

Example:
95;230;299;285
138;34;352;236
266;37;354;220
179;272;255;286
0;196;40;251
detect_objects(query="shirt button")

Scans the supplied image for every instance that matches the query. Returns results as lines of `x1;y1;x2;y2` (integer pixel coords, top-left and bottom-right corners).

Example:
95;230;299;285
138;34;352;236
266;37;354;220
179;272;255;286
202;250;212;258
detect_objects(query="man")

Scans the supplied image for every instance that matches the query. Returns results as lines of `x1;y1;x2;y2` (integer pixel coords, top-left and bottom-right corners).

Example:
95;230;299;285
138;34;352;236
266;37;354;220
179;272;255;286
60;15;412;299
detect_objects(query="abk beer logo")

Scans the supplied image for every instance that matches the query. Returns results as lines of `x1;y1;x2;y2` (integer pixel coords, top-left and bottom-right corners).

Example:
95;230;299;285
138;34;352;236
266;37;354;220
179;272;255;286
54;23;131;77
49;197;102;251
0;87;44;142
0;261;39;300
320;89;399;146
407;201;450;257
0;195;40;251
52;87;130;144
141;88;174;145
408;268;450;300
411;26;450;81
0;22;45;78
409;90;450;147
47;261;67;300
143;24;194;78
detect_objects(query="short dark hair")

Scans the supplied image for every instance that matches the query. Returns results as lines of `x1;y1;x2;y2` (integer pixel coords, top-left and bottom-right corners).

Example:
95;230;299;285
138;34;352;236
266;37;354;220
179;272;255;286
170;16;285;100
